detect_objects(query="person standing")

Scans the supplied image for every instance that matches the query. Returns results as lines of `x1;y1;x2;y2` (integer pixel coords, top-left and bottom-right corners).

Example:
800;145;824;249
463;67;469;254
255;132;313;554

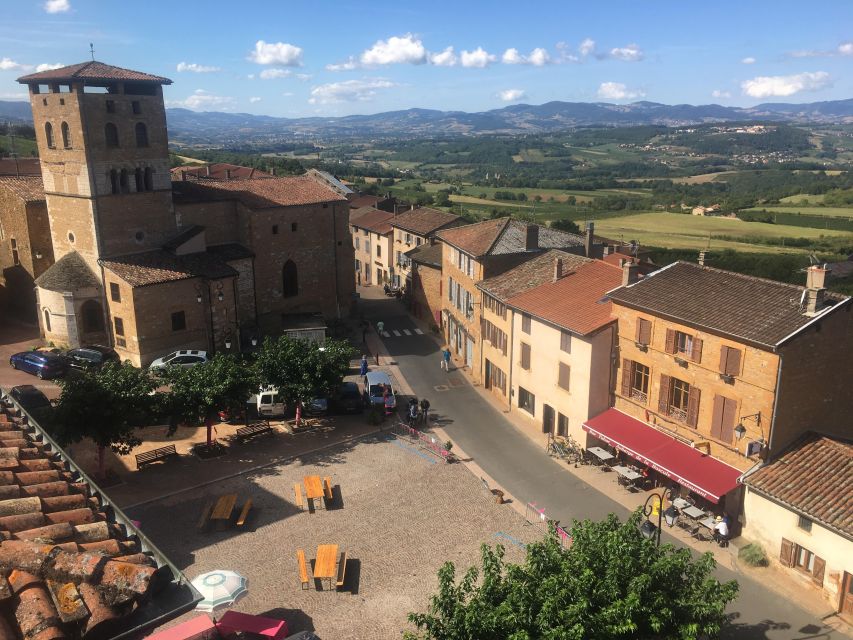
419;398;431;425
359;354;368;377
377;320;385;334
441;347;451;371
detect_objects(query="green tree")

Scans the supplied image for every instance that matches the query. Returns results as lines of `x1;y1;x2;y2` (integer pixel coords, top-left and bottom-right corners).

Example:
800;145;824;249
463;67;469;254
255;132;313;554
162;354;258;447
53;362;158;478
550;218;581;234
253;337;355;425
407;512;738;640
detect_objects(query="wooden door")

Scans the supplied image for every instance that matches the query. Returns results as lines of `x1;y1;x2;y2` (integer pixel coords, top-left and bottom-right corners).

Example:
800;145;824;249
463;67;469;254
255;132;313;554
841;572;853;620
484;360;492;390
542;404;555;434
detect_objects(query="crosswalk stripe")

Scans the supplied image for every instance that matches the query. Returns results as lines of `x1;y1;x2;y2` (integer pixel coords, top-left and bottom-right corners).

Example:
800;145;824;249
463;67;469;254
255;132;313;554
392;330;401;336
403;329;412;335
414;328;424;335
381;331;390;337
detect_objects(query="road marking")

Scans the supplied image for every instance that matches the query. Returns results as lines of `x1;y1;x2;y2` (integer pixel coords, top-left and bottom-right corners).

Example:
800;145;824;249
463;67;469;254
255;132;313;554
381;331;390;337
414;328;424;335
393;439;437;464
392;330;401;337
493;532;527;549
402;329;412;335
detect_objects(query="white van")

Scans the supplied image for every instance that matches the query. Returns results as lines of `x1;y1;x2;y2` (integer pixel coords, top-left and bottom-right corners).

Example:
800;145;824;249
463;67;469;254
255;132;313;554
363;371;395;408
248;386;286;417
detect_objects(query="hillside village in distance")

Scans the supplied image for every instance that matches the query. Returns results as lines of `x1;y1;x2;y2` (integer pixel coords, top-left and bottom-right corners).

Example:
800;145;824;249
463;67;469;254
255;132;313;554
0;17;852;640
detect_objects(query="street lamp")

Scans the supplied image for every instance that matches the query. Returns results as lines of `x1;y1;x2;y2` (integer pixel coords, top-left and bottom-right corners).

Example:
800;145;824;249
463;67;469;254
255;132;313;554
641;486;677;547
251;337;258;347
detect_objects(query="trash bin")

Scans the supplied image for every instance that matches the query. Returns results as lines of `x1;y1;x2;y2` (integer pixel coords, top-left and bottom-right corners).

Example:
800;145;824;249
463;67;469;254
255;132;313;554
492;489;504;504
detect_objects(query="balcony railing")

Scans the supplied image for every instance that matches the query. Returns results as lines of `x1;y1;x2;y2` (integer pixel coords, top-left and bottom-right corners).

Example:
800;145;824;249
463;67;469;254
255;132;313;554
630;389;648;404
668;406;688;422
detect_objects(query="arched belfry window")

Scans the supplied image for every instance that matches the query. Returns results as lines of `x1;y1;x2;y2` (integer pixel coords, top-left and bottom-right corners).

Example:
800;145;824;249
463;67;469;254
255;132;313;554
44;122;54;148
105;123;119;148
119;169;129;193
135;122;148;147
144;167;153;191
135;168;143;192
61;121;71;148
43;308;51;332
282;260;298;298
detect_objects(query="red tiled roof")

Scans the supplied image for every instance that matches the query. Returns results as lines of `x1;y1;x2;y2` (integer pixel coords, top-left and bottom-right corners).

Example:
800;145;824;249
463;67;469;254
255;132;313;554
350;208;395;235
170;164;272;181
171;175;346;209
0;176;45;202
102;249;236;287
506;260;622;335
0;396;197;639
478;250;590;302
437;218;585;258
389;207;460;236
18;61;171;84
744;434;853;538
350;194;388;209
436;218;509;257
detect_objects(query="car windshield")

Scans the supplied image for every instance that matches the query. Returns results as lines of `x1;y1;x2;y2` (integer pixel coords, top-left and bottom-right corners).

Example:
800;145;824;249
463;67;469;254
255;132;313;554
162;353;178;363
369;384;387;396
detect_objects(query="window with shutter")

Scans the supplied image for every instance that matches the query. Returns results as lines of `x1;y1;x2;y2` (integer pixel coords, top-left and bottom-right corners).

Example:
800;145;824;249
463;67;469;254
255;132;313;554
710;396;725;440
658;374;672;414
665;328;676;354
727;347;742;376
636;318;651;345
779;538;795;567
521;314;531;334
558;363;571;391
691;336;703;363
560;331;572;353
812;556;826;586
621;359;633;397
521;343;531;370
686;386;701;427
710;395;737;442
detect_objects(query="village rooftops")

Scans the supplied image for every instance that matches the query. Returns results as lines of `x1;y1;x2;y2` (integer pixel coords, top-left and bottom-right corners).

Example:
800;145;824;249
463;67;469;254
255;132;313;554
18;61;172;85
350;207;395;235
743;433;853;540
171;175;347;209
101;249;236;288
349;194;391;209
35;252;99;292
477;250;591;302
506;259;622;336
405;242;443;269
389;207;460;237
170;163;272;181
607;261;850;349
436;218;585;258
0;158;41;178
0;175;45;202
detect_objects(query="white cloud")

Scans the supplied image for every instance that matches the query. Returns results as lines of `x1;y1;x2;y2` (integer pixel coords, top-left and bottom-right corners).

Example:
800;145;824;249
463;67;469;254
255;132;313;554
259;68;292;80
168;89;235;111
502;47;550;66
741;56;756;64
839;42;853;56
296;73;312;81
0;58;31;71
249;96;262;103
597;81;645;100
711;89;731;99
35;63;63;72
44;0;70;13
360;33;427;66
579;38;596;57
609;44;644;61
282;92;294;97
790;42;853;58
429;46;457;67
789;49;822;58
741;71;832;98
177;62;220;73
326;57;359;71
499;89;526;102
460;47;496;68
308;78;396;104
248;40;303;66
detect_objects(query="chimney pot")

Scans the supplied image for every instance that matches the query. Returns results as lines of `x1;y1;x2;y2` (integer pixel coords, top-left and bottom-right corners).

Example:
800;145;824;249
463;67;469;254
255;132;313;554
205;165;211;177
806;265;830;290
622;259;639;286
525;224;539;251
584;222;595;258
553;257;563;282
225;169;232;180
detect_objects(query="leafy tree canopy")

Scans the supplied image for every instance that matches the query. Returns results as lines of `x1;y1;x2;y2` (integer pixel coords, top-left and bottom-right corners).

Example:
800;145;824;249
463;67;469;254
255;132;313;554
550;218;582;234
407;511;739;640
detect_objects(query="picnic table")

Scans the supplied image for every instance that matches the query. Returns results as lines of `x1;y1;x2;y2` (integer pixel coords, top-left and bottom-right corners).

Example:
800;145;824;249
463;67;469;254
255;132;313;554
211;494;237;522
613;465;642;481
672;497;692;510
303;476;324;501
314;544;339;589
587;446;614;463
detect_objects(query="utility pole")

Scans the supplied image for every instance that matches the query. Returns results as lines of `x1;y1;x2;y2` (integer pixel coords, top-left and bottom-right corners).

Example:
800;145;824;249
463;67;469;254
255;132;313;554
6;121;20;177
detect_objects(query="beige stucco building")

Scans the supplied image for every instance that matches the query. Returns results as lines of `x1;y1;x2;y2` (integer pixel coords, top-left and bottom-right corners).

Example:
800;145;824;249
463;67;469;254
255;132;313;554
389;207;460;288
350;206;394;287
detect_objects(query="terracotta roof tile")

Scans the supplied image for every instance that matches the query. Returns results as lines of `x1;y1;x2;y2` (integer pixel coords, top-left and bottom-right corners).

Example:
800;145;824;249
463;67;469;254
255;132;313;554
607;261;850;348
506;260;622;335
350;208;395;235
405;242;443;268
349;194;390;209
169;164;272;181
35;253;99;292
437;218;586;258
436;218;509;257
171;175;346;209
17;61;171;84
0;395;197;639
478;250;591;301
744;433;853;539
389;208;460;236
0;176;45;202
102;250;236;287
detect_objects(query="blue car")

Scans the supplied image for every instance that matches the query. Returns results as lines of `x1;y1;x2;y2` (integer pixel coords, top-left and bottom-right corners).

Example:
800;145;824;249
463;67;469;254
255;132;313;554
9;351;67;379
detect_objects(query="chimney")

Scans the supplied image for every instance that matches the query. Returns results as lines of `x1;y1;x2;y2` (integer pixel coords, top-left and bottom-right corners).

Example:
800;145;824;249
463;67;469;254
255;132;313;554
804;265;830;315
584;222;595;258
525;224;539;251
806;264;829;290
553;257;563;282
225;169;232;180
271;166;276;176
622;259;639;286
205;165;211;177
180;170;186;182
411;204;415;211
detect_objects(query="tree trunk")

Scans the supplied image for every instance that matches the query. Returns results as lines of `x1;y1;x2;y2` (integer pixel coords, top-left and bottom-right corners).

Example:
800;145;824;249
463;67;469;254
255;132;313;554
97;444;106;480
205;415;214;447
295;402;302;428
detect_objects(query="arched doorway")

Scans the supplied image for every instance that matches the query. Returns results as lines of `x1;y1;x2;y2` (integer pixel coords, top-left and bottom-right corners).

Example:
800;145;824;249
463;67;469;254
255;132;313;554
282;260;298;298
80;299;105;334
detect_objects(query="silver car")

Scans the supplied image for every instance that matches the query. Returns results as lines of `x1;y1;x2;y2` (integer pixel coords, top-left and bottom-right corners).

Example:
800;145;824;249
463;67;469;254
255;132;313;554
149;350;209;370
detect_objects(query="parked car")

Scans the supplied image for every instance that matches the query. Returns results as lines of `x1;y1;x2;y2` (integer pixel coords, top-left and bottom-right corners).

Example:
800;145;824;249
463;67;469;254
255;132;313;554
9;351;67;379
333;381;363;414
248;386;286;418
363;371;396;409
65;345;120;371
303;395;328;417
8;384;54;426
149;350;208;370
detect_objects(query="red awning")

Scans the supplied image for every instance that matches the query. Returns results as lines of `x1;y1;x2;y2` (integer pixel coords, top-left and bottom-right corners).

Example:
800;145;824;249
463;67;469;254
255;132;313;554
582;409;742;503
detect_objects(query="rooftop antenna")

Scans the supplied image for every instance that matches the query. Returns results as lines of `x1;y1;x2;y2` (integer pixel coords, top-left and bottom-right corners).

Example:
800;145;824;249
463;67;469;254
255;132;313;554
89;43;95;61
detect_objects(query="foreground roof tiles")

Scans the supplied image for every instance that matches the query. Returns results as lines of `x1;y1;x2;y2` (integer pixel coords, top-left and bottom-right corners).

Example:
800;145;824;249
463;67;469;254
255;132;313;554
607;261;850;348
102;250;236;287
389;208;460;236
18;61;171;84
171;175;346;209
170;164;272;181
0;176;45;203
744;434;853;539
507;259;622;335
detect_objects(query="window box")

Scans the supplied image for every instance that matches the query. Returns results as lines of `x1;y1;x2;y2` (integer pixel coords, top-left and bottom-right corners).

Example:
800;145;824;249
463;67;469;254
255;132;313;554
674;356;688;367
634;341;648;352
719;373;735;384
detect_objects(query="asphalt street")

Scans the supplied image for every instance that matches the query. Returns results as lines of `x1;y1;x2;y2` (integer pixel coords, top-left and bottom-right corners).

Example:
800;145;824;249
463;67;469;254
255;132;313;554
359;292;849;640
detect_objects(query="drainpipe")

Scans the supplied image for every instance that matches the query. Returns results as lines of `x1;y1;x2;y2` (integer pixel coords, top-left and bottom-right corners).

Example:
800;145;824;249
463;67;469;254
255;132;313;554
506;309;515;413
766;351;784;460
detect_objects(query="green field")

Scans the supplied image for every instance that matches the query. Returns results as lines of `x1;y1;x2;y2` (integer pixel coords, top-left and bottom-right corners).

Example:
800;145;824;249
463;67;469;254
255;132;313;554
780;194;826;204
593;211;853;254
743;206;853;219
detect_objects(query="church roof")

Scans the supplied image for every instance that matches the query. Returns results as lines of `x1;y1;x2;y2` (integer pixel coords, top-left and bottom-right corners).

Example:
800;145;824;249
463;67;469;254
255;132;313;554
101;250;236;287
35;251;100;292
0;175;45;202
171;175;346;209
17;61;172;84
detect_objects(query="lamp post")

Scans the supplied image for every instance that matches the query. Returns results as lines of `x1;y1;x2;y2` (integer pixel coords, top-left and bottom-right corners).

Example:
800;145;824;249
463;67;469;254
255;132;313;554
641;486;678;547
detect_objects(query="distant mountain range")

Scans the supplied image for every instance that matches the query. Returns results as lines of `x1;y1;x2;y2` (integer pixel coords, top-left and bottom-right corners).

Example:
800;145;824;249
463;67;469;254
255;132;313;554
3;98;852;143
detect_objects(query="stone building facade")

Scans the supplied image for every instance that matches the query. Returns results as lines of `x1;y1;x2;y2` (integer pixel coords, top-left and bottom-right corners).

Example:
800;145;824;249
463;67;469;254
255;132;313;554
350;207;394;287
405;242;443;328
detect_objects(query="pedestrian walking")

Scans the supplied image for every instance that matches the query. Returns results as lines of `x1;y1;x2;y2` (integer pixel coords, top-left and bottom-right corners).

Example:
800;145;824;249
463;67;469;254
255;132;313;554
441;347;451;371
377;320;385;334
407;399;419;427
359;354;368;377
419;398;430;425
383;385;394;417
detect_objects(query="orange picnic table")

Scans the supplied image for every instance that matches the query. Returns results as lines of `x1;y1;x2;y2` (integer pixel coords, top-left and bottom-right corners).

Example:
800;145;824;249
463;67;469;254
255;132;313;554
314;543;339;589
210;494;237;521
303;476;324;501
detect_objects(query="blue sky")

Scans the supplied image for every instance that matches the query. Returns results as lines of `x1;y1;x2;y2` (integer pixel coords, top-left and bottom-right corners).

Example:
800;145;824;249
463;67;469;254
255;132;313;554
1;0;851;117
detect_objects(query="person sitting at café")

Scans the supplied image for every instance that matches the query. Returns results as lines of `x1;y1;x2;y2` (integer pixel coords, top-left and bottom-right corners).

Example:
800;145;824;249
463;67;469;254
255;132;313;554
713;515;729;547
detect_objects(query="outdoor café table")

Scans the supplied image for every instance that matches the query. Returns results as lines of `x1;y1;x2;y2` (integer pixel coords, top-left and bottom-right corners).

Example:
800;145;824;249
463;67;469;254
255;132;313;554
682;505;705;520
587;447;614;463
314;544;339;590
672;497;692;511
210;494;237;522
613;465;642;482
303;476;324;501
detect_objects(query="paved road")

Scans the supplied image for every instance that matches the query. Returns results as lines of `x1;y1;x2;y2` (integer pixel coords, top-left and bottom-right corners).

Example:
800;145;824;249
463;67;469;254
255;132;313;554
359;292;849;640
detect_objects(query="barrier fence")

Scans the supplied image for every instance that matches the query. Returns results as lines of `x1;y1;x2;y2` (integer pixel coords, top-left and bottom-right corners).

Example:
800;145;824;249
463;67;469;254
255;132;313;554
392;422;451;461
525;501;572;549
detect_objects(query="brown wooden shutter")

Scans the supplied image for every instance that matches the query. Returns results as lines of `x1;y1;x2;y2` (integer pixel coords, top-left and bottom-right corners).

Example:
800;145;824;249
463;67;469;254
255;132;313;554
779;538;795;567
686;386;701;427
658;374;672;413
719;345;729;374
636;318;651;345
726;348;742;376
521;343;530;369
710;395;725;439
558;363;571;391
812;556;826;586
665;329;676;354
720;397;737;443
621;359;633;397
691;336;703;363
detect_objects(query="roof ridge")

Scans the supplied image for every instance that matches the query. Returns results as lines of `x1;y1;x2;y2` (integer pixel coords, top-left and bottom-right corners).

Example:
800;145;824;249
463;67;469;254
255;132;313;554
484;218;513;255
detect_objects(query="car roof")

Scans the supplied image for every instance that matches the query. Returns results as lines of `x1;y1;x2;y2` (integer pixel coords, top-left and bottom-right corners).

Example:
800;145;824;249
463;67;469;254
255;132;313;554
340;381;359;390
11;384;41;395
365;371;392;384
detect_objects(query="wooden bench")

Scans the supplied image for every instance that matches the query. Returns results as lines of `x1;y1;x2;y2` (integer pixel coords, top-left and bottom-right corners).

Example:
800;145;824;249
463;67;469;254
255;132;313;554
296;549;309;590
335;551;347;591
293;483;304;510
236;500;252;526
323;477;333;501
197;500;213;532
235;422;273;443
135;444;178;469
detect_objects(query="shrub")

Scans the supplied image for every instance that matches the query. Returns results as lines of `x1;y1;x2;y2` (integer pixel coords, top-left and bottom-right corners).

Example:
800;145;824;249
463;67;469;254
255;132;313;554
739;542;768;567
